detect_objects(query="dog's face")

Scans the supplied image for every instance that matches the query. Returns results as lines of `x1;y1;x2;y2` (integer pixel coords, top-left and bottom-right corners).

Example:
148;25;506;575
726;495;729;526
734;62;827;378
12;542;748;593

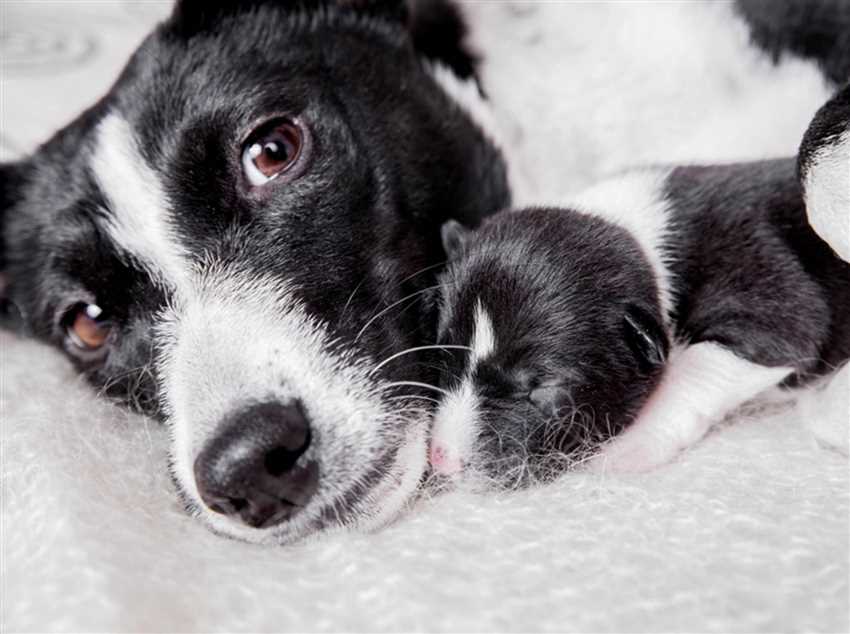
430;210;668;486
1;0;509;542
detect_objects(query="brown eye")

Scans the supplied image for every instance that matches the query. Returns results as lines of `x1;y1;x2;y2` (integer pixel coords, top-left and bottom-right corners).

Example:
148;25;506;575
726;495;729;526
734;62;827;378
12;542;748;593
65;303;111;353
241;119;304;186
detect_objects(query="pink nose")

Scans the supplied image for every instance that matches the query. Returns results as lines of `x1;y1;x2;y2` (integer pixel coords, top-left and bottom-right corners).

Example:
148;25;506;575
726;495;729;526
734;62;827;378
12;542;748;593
429;444;462;475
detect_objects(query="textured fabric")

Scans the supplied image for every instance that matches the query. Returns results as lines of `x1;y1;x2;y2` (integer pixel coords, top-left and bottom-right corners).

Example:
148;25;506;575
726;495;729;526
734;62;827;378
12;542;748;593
1;2;848;632
3;332;848;632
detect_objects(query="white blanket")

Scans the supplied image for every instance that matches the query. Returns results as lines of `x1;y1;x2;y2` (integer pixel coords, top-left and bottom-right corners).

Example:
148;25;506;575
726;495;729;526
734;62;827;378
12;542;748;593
2;2;848;632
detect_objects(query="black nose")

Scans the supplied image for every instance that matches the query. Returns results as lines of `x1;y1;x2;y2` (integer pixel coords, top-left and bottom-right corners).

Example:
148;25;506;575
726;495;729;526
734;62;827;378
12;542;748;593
194;400;319;529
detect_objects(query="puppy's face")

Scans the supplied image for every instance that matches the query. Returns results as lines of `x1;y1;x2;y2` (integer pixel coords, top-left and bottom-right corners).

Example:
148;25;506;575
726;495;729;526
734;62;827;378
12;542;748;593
1;0;509;542
430;210;668;487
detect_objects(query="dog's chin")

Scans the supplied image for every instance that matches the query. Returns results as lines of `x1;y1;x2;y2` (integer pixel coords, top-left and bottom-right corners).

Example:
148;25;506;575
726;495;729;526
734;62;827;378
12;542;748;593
175;421;430;545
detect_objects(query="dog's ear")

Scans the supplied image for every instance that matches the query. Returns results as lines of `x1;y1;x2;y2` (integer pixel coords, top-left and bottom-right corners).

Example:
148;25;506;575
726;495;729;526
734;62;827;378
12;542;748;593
0;162;24;277
168;0;407;38
440;219;471;260
623;304;669;373
798;82;850;261
408;0;477;80
1;161;26;322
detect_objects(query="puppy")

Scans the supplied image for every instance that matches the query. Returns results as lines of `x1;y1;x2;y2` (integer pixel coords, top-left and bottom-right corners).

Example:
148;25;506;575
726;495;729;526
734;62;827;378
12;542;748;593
429;209;669;485
430;156;849;483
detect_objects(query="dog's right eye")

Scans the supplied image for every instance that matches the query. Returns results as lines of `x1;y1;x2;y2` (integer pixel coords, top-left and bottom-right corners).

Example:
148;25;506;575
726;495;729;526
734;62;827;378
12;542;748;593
241;118;305;187
62;303;112;360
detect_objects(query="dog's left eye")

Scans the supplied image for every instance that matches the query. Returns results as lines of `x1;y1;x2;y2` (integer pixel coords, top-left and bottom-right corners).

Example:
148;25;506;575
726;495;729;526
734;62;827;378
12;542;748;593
63;303;112;358
241;118;304;187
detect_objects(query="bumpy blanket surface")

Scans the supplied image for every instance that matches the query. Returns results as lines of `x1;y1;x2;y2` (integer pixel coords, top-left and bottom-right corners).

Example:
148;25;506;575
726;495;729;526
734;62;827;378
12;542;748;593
2;2;848;632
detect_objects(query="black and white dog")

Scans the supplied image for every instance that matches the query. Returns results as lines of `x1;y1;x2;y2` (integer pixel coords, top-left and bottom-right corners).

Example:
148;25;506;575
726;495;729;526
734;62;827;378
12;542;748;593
2;0;849;543
1;0;510;543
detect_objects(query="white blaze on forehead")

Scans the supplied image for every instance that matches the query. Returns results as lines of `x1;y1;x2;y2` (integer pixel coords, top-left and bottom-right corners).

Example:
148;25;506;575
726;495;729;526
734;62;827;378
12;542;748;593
471;300;496;365
90;114;188;289
430;300;493;475
804;130;850;261
568;168;676;321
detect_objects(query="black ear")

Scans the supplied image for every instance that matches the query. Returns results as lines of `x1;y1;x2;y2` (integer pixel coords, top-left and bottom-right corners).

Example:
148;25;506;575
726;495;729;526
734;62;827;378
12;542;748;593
798;82;850;261
440;219;471;259
169;0;406;38
1;162;26;324
623;304;669;372
408;0;478;81
0;162;24;277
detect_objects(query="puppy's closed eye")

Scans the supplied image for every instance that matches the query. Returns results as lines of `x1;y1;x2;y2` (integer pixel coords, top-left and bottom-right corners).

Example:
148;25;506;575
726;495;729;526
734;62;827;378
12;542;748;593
623;304;668;371
528;384;572;418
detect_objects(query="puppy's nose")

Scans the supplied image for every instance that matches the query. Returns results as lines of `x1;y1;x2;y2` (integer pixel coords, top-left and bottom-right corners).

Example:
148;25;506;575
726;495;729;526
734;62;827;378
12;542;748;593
194;400;318;529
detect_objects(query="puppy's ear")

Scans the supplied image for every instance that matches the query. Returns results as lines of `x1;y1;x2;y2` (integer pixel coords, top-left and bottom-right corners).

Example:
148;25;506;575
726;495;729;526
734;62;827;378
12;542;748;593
440;219;471;259
623;304;669;373
169;0;406;37
798;83;850;262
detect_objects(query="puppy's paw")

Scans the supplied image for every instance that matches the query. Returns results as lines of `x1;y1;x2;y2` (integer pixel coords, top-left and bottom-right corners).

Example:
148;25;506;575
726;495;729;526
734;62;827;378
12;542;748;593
585;437;672;473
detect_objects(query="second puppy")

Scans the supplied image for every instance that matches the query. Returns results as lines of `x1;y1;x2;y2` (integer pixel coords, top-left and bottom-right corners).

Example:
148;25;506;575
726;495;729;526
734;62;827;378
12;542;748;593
430;160;849;486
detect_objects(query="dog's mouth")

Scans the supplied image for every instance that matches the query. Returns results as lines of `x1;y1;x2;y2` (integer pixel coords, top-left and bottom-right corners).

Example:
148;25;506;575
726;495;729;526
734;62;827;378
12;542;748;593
155;269;435;543
174;415;430;545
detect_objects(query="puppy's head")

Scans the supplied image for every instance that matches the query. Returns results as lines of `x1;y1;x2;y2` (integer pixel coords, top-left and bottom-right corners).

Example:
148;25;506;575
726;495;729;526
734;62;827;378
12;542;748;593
0;0;509;542
430;210;668;487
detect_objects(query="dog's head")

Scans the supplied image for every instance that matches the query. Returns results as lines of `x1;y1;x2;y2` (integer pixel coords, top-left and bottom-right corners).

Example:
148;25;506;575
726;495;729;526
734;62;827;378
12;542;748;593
1;0;509;542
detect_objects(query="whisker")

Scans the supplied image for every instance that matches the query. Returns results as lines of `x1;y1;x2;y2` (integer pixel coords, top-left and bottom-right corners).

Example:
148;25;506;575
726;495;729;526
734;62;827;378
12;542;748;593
395;260;448;287
354;285;441;344
380;381;450;397
385;394;443;405
339;274;369;325
368;344;472;377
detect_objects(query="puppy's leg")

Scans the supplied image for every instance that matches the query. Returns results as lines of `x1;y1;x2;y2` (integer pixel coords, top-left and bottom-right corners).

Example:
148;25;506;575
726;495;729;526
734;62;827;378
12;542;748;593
588;341;793;473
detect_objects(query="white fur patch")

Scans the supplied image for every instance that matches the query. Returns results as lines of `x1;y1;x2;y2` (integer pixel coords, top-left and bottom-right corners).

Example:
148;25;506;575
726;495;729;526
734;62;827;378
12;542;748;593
463;1;832;203
470;300;496;365
90;114;189;289
804;130;850;261
156;266;429;543
430;301;495;475
588;342;794;473
569;168;676;320
430;378;479;476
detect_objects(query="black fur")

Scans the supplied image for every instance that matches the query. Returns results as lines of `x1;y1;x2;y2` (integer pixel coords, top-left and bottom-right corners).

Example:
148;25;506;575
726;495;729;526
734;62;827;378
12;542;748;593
408;0;478;81
665;159;850;379
736;0;850;85
435;208;669;486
